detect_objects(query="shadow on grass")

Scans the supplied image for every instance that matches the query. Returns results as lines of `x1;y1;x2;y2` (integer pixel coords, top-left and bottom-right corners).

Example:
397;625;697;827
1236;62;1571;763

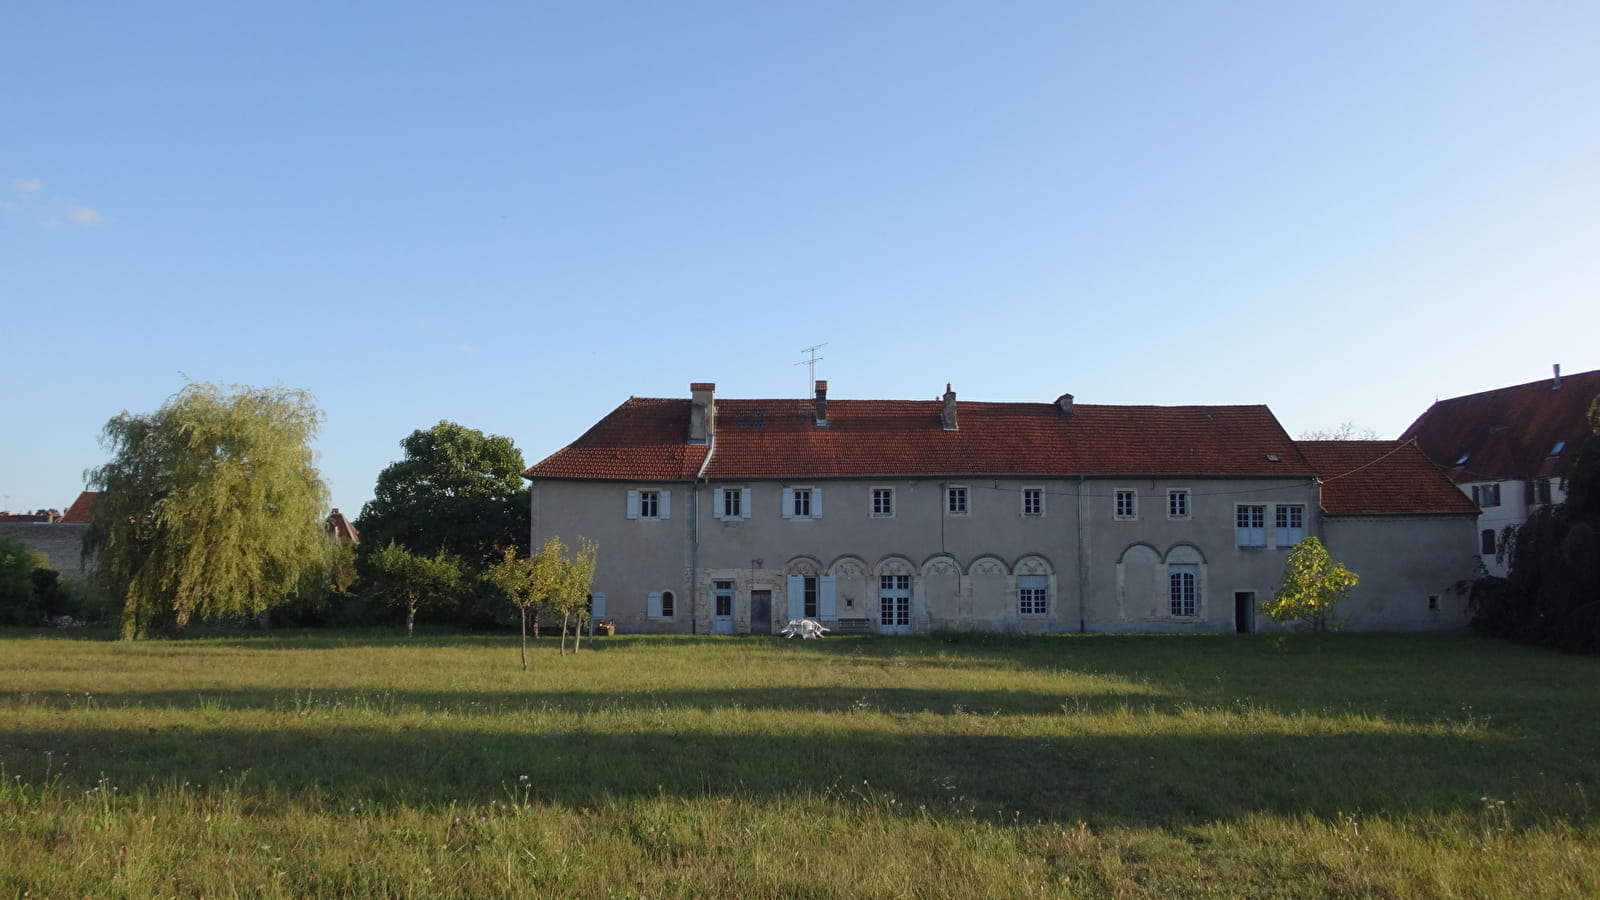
1;686;1164;716
4;722;1585;830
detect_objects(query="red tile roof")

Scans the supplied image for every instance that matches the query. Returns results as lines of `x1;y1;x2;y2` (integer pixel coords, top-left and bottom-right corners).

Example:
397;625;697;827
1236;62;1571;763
325;508;360;543
1400;368;1600;483
525;394;1318;481
61;491;97;524
1298;441;1479;516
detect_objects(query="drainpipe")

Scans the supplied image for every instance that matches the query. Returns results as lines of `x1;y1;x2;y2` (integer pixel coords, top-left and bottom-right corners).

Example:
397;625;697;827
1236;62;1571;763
1077;475;1089;634
690;435;716;636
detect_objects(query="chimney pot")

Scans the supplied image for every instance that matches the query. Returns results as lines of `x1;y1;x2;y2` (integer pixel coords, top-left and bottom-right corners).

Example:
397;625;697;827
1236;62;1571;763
689;382;716;443
1553;364;1562;390
941;384;958;431
813;380;829;427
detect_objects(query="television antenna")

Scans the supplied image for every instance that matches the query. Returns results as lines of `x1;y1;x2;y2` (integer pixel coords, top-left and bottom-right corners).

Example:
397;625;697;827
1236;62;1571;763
794;342;827;396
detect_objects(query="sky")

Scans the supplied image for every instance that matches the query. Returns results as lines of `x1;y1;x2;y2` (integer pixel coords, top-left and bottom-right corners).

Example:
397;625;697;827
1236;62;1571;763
4;1;1599;517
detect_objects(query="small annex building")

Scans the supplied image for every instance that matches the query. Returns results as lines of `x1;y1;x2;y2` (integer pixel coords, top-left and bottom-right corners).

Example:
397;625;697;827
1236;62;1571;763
524;383;1480;635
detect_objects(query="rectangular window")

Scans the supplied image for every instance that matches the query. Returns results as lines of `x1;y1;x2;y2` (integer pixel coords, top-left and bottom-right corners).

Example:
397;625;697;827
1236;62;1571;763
791;488;812;518
713;580;734;617
640;491;659;518
1169;566;1198;616
872;488;894;517
1275;504;1305;547
1471;483;1501;508
1018;574;1048;616
1537;478;1552;505
1022;487;1043;517
1236;505;1266;547
1115;489;1137;520
715;487;751;519
1481;528;1497;555
1428;594;1440;612
947;487;968;515
1168;489;1189;518
803;575;818;619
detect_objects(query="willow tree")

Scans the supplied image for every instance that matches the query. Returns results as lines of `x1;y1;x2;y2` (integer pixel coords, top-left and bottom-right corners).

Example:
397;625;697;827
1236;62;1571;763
84;382;332;638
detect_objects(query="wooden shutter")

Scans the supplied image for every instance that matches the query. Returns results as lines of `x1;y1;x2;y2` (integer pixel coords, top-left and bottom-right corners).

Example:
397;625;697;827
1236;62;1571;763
819;575;837;619
659;490;671;519
782;487;794;518
647;591;662;619
741;488;752;519
713;487;726;519
786;575;804;620
812;488;823;518
626;490;640;519
590;593;607;618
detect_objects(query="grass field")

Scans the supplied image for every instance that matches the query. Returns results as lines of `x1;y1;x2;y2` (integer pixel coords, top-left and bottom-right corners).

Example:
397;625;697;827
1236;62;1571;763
2;629;1597;898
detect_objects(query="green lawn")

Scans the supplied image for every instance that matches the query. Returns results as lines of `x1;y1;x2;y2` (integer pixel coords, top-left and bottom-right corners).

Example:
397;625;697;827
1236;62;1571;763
2;629;1596;897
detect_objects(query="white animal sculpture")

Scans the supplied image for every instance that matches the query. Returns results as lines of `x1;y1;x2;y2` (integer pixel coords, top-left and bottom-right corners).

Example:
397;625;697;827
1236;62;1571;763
781;618;830;639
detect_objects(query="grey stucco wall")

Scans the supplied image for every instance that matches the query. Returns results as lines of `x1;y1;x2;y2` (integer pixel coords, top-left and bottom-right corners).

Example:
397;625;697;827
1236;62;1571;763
532;474;1368;635
1319;515;1478;630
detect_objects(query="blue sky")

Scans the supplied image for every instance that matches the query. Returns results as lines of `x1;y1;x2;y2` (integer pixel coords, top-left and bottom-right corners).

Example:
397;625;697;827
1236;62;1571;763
4;1;1598;517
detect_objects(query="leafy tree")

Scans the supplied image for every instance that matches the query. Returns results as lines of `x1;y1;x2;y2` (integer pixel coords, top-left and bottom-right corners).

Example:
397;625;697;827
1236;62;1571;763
367;541;463;637
358;422;528;568
1261;537;1360;632
486;542;565;669
0;536;43;626
553;538;597;655
84;382;332;638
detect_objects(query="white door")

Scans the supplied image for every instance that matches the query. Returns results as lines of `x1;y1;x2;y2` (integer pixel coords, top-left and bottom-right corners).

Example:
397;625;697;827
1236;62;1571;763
878;574;911;635
712;580;735;635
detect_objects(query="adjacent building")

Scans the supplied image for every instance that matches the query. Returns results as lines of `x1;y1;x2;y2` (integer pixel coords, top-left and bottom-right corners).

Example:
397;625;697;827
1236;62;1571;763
525;383;1479;635
1401;365;1600;577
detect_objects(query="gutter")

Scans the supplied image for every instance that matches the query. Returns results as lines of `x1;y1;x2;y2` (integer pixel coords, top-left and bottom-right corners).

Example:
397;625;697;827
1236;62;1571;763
1077;474;1088;634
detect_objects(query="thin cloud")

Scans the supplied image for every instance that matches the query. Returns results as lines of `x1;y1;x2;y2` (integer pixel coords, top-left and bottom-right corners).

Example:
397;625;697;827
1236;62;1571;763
457;344;479;355
67;206;103;226
13;178;41;192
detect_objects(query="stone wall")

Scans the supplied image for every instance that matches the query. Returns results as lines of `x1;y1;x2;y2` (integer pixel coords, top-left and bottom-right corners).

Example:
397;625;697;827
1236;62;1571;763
0;523;92;576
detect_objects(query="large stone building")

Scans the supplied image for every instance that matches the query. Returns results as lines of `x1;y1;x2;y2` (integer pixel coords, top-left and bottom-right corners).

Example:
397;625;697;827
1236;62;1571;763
1401;365;1600;577
525;383;1479;635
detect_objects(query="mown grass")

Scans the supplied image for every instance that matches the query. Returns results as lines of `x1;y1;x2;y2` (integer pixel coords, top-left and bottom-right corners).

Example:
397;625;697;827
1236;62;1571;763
2;629;1597;897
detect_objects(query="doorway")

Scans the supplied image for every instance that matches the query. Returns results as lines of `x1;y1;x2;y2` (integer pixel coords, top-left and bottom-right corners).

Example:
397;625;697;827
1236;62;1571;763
1234;592;1256;634
750;590;772;635
712;580;735;635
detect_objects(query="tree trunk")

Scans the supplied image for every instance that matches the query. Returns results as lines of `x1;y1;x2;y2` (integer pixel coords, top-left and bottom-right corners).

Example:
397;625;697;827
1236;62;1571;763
520;608;528;671
575;615;583;652
406;602;416;638
560;614;570;656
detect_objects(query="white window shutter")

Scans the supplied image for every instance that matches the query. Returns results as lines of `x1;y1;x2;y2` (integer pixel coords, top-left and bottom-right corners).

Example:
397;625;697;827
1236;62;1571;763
713;487;726;519
819;575;837;619
741;488;752;519
786;575;804;620
782;487;794;519
813;488;823;518
626;490;640;519
591;593;607;618
659;490;671;519
647;591;662;619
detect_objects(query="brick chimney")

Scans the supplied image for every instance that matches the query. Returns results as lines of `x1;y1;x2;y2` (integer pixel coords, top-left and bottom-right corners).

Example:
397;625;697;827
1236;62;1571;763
940;383;958;431
1055;392;1075;416
689;382;716;444
813;380;829;427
